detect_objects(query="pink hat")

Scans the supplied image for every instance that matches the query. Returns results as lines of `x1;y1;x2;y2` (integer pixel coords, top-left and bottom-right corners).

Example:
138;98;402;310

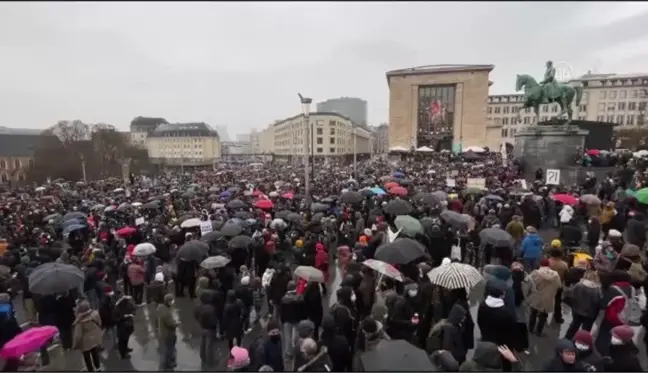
228;346;250;370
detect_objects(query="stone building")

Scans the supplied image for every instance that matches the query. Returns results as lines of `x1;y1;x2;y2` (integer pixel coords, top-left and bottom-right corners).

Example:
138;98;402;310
0;133;41;182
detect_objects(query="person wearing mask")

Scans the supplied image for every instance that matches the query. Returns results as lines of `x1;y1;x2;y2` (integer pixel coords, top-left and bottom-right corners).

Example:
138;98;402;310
520;226;543;272
127;258;146;306
509;262;530;355
223;289;245;351
157;294;178;371
547;248;568;324
279;280;303;359
426;303;467;365
72;300;103;372
319;314;352;371
542;339;587;371
594;270;634;356
114;291;136;360
458;342;521;371
252;320;284;372
572;330;604;372
383;283;414;342
563;270;601;340
194;291;218;370
527;258;561;337
604;325;642;372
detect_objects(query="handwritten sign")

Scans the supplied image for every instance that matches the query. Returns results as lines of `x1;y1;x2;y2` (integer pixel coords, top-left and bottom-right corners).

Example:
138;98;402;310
466;178;486;190
446;179;456;187
200;220;213;236
135;217;145;226
546;169;561;185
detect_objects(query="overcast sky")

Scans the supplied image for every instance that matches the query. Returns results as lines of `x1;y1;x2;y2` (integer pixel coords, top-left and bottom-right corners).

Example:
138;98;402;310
1;2;647;136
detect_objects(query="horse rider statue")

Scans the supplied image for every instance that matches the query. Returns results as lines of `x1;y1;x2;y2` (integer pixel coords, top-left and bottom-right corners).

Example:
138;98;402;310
539;60;560;104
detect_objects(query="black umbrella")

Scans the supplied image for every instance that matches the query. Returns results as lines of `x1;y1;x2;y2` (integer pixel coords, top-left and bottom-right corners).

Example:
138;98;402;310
44;213;62;222
310;203;328;213
234;211;252;219
339;191;363;205
181;191;195;199
384;200;413;216
479;228;514;247
229;235;253;250
220;220;244;237
375;238;427;265
142;200;161;210
211;219;226;231
62;212;86;222
320;197;335;204
275;210;292;220
176;241;209;261
28;263;85;295
201;230;221;243
359;188;374;197
359;339;434;371
311;212;325;223
412;192;441;207
440;210;471;230
227;199;247;209
286;212;302;223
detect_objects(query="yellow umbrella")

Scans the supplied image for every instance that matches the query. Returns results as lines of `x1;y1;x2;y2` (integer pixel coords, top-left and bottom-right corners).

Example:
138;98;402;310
573;252;593;266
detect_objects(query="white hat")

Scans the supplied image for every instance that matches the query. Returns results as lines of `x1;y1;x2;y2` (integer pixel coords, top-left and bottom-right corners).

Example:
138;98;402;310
363;228;372;237
241;276;250;285
441;257;452;266
608;229;622;238
154;272;164;282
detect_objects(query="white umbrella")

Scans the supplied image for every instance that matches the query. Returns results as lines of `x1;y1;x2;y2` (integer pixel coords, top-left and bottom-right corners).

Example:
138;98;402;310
464;146;485;153
363;259;403;281
427;262;483;289
113;188;124;193
389;146;409;152
294;266;325;283
270;218;286;230
633;150;648;158
104;205;116;213
181;218;202;228
415;146;434;152
35;186;46;192
133;243;156;256
269;191;279;198
131;202;143;207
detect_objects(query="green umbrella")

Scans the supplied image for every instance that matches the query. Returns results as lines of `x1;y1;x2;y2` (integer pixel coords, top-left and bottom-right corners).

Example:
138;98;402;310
394;215;424;237
635;188;648;204
625;189;636;197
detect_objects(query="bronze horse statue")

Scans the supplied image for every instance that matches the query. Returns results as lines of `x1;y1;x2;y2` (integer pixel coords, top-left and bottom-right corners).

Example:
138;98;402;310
515;74;583;127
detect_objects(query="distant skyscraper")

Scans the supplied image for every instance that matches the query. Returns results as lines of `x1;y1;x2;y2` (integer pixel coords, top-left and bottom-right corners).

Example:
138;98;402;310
316;97;368;125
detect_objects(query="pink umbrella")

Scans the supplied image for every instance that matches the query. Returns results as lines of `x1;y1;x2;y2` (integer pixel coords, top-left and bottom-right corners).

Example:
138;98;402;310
254;199;274;210
116;226;137;236
1;326;59;359
390;186;408;196
281;192;294;200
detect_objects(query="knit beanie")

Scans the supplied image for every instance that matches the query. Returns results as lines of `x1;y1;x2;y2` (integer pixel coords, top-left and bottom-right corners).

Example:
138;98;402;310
611;325;634;343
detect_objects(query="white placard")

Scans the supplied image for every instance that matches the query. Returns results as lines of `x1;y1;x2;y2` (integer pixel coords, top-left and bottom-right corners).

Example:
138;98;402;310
200;220;213;236
387;227;402;243
135;217;145;226
467;178;486;190
546;169;561;185
446;179;456;187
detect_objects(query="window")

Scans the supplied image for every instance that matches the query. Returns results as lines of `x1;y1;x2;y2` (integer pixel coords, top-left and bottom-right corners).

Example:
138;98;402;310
511;107;518;114
329;120;336;126
501;128;508;137
629;102;637;110
620;90;627;99
494;118;502;125
632;90;639;98
0;160;4;170
607;103;616;111
542;116;548;121
579;116;586;120
627;115;635;125
523;117;530;124
609;91;617;99
316;148;323;153
542;106;549;113
583;92;589;101
14;160;20;169
487;107;492;114
597;115;605;121
579;105;587;112
417;84;456;148
330;128;335;135
502;118;509;125
494;107;501;114
641;90;648;98
551;105;558;113
329;148;336;153
316;128;323;135
640;102;647;111
600;91;607;99
329;137;335;145
598;103;605;111
607;115;614;122
316;137;323;145
618;102;626;111
503;107;509;114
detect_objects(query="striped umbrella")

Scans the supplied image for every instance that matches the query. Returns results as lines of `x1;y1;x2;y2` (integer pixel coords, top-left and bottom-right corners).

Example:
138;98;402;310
426;262;483;290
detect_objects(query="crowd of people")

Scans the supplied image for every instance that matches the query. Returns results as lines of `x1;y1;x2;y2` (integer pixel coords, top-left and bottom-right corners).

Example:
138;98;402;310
0;147;645;371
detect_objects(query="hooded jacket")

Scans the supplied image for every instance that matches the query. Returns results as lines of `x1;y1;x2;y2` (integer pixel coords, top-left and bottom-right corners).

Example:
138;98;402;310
569;279;602;319
459;341;522;371
520;233;543;260
543;339;588;372
194;291;218;330
429;303;467;363
72;306;103;352
483;265;515;316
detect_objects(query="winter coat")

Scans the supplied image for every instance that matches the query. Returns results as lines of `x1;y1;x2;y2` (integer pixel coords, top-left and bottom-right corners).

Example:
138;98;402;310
520;233;543;260
72;309;103;352
114;296;136;335
127;262;146;286
146;280;167;304
0;300;21;350
279;290;304;325
223;290;244;339
542;339;588;371
594;281;633;356
98;296;116;329
567;279;601;319
459;341;522;371
194;291;218;330
476;297;516;347
314;244;329;283
156;303;177;342
482;265;516;316
303;282;323;325
527;267;561;313
605;343;643;372
427;303;467;363
296;346;331;372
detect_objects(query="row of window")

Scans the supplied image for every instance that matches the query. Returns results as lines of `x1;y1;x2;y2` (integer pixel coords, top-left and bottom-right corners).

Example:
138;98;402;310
597;102;646;112
489;104;588;115
595;114;644;126
0;159;23;170
600;89;646;100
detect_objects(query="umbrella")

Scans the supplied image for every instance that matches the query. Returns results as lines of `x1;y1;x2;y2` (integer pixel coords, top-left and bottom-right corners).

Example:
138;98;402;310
28;263;84;295
62;212;86;221
389;186;408;196
113;188;124;193
394;215;424;237
293;266;325;283
227;199;247;209
359;339;434;372
463;146;485;153
384;181;399;190
281;192;294;199
254;199;274;210
0;326;60;359
234;211;252;219
35;186;46;192
370;187;386;196
310;203;328;213
479;228;514;247
142;200;160;209
43;213;62;222
587;149;600;156
270;218;287;230
362;259;403;281
220;220;244;237
275;210;291;220
104;205;116;213
181;191;195;199
580;194;601;205
201;230;222;243
176;241;209;261
375;238;427;265
552;193;578;205
393;171;405;178
200;255;231;269
133;243;156;256
116;227;137;237
229;235;253;250
427;262;483;289
220;191;232;199
339;191;363;204
440;210;471;229
90;204;106;211
132;202;143;207
634;188;648;204
384;199;413;216
359;188;374;197
62;224;85;236
413;192;441;207
485;194;504;202
181;218;202;229
286;212;302;223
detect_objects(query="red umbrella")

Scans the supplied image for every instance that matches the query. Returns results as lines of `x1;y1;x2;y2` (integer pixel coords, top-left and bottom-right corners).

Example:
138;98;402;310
389;186;408;196
116;226;137;237
282;192;294;200
385;181;399;190
254;199;274;210
252;189;264;197
587;149;600;156
552;193;578;205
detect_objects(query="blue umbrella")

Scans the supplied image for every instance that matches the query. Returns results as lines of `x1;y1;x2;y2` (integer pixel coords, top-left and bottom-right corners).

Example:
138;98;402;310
393;172;405;178
219;191;231;199
62;211;86;222
370;187;386;196
63;224;85;235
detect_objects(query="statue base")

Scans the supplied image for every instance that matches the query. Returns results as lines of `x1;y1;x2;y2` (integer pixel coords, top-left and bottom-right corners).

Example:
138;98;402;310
513;125;589;185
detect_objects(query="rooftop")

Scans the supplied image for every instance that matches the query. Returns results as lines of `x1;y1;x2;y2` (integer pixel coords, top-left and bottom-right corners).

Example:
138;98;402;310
149;122;219;138
386;64;495;79
0;133;48;158
572;72;648;82
272;112;368;129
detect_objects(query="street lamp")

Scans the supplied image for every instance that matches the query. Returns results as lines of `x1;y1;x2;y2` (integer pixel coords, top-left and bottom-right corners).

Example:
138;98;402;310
298;93;312;203
79;154;87;182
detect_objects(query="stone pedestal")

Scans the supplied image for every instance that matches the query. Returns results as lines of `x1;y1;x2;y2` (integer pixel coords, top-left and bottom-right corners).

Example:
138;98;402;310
513;125;589;185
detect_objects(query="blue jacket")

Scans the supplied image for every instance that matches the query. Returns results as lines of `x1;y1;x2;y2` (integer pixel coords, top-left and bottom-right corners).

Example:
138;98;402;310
520;233;543;259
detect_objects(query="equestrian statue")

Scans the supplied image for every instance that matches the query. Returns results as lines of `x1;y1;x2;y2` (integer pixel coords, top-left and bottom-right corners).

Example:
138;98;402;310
515;61;583;128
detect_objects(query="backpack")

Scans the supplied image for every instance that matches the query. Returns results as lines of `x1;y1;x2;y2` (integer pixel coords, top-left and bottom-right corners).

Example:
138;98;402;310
612;285;642;326
627;262;647;283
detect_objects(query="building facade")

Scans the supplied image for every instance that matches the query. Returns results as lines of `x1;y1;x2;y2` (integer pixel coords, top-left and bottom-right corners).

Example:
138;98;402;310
370;123;389;154
493;72;648;144
129;117;168;148
0;133;41;182
267;112;371;158
387;64;501;151
316;97;368;126
146;122;221;167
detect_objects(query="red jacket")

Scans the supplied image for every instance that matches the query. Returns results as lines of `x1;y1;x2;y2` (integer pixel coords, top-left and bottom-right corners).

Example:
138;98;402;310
315;243;329;282
296;278;308;295
605;281;632;326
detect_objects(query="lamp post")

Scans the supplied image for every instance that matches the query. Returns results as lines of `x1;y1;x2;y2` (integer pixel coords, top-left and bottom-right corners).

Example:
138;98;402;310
79;154;87;182
352;124;357;179
120;158;131;186
298;93;312;203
